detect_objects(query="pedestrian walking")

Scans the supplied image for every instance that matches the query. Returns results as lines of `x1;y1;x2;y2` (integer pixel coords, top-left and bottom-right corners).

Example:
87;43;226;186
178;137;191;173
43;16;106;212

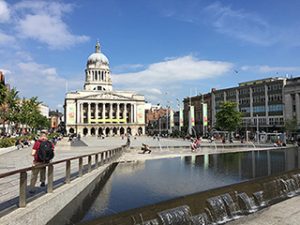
29;132;54;193
126;133;131;147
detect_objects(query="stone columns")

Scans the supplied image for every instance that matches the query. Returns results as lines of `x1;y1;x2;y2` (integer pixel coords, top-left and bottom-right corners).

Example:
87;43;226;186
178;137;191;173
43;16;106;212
124;103;127;123
133;104;136;123
76;102;80;124
88;103;91;124
109;103;113;122
95;103;99;123
80;103;84;123
102;103;105;122
117;103;120;121
130;104;133;123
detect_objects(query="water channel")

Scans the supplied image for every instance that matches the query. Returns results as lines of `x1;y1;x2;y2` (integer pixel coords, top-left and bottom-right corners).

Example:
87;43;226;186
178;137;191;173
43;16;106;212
75;147;300;224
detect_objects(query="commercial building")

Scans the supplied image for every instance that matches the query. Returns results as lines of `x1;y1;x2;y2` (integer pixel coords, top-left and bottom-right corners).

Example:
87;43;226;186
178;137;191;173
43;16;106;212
284;77;300;130
64;41;146;136
184;77;300;135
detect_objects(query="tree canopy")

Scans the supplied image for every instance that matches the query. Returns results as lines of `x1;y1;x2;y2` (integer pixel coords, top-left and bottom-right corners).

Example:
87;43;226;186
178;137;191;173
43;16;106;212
285;117;298;133
0;86;50;133
216;101;242;132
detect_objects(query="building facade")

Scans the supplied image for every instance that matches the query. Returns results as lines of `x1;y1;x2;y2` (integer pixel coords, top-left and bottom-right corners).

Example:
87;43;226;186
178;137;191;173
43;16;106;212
284;77;300;130
64;42;146;136
211;77;286;132
184;77;296;135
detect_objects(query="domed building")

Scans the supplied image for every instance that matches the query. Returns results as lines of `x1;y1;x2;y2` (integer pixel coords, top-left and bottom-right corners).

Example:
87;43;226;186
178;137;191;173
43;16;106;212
64;41;145;136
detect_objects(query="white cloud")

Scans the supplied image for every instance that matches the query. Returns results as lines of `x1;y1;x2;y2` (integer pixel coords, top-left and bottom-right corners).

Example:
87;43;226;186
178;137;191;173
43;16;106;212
4;61;83;109
113;55;233;104
0;1;10;22
258;65;300;73
241;65;300;74
14;1;89;49
113;55;233;85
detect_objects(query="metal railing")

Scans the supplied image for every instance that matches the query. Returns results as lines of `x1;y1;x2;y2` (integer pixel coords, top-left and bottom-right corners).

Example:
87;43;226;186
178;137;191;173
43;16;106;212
0;145;125;208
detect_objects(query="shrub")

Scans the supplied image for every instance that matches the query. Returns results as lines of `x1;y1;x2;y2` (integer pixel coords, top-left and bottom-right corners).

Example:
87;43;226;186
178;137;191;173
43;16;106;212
0;138;15;148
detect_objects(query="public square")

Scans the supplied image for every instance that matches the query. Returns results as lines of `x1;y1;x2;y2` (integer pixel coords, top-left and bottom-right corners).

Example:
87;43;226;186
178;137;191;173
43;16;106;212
0;137;299;224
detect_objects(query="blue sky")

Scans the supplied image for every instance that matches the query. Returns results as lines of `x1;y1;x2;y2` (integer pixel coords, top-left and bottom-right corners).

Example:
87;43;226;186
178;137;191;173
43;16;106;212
0;0;300;110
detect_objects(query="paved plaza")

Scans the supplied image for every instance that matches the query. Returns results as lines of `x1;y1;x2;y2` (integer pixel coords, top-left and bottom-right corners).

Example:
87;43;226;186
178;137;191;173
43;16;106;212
0;136;299;224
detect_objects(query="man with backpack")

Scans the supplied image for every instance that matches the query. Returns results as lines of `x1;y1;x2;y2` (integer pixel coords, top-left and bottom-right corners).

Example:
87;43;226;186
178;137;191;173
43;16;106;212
29;132;54;193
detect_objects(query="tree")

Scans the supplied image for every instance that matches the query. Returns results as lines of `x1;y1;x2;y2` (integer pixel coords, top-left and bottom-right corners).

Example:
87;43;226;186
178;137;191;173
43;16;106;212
285;117;298;134
0;87;20;133
216;101;242;132
0;83;6;106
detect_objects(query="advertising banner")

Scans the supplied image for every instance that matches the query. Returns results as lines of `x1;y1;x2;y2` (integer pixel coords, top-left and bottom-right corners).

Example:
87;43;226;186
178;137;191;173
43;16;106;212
137;105;145;124
170;109;174;128
179;108;183;127
67;104;75;124
203;103;208;126
190;106;195;126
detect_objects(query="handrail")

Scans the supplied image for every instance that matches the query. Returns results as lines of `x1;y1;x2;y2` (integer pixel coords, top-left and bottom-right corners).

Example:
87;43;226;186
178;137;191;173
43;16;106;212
0;144;126;208
0;145;125;179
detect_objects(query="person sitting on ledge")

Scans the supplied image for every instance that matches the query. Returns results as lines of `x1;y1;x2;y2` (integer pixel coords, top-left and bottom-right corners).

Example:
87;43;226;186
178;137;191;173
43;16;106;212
141;143;151;154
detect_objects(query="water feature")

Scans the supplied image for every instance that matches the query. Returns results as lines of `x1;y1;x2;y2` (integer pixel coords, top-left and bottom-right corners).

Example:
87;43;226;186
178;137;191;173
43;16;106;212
157;205;192;225
190;213;209;225
221;193;240;218
70;147;300;224
280;178;298;197
206;196;230;223
236;192;257;213
252;191;266;207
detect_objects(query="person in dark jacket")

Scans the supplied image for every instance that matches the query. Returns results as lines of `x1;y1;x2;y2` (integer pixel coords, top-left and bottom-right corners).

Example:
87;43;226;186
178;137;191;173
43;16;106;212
29;133;54;193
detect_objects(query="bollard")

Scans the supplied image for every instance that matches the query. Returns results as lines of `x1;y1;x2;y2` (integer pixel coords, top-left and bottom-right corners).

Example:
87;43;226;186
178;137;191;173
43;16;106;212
47;164;54;193
88;155;92;172
79;157;83;177
19;171;27;207
65;160;71;184
95;154;99;168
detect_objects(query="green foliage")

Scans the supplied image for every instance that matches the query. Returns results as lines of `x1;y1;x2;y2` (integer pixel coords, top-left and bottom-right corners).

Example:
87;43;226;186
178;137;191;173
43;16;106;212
0;138;15;148
0;83;6;106
285;117;298;133
0;86;50;133
48;132;60;139
216;101;242;132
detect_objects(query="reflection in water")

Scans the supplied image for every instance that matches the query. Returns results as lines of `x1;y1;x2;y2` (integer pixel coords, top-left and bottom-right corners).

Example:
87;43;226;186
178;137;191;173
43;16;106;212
81;148;300;223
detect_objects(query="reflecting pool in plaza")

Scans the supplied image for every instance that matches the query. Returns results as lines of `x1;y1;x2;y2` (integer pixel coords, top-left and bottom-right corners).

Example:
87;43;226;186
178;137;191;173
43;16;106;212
80;147;300;222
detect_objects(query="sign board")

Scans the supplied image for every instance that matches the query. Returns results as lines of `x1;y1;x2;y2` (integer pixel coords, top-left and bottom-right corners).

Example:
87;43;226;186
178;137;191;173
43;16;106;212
67;104;75;124
137;105;145;124
203;103;208;126
190;106;195;126
179;108;183;127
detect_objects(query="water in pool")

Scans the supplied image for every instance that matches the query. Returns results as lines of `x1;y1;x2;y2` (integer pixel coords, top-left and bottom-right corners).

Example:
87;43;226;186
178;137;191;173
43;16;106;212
81;148;299;222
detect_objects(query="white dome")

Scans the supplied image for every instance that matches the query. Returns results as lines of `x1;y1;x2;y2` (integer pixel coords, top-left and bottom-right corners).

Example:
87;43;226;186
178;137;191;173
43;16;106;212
87;41;109;65
87;52;109;65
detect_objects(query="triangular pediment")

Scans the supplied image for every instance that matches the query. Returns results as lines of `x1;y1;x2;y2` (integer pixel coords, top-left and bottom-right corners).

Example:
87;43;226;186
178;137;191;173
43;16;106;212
80;92;133;100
